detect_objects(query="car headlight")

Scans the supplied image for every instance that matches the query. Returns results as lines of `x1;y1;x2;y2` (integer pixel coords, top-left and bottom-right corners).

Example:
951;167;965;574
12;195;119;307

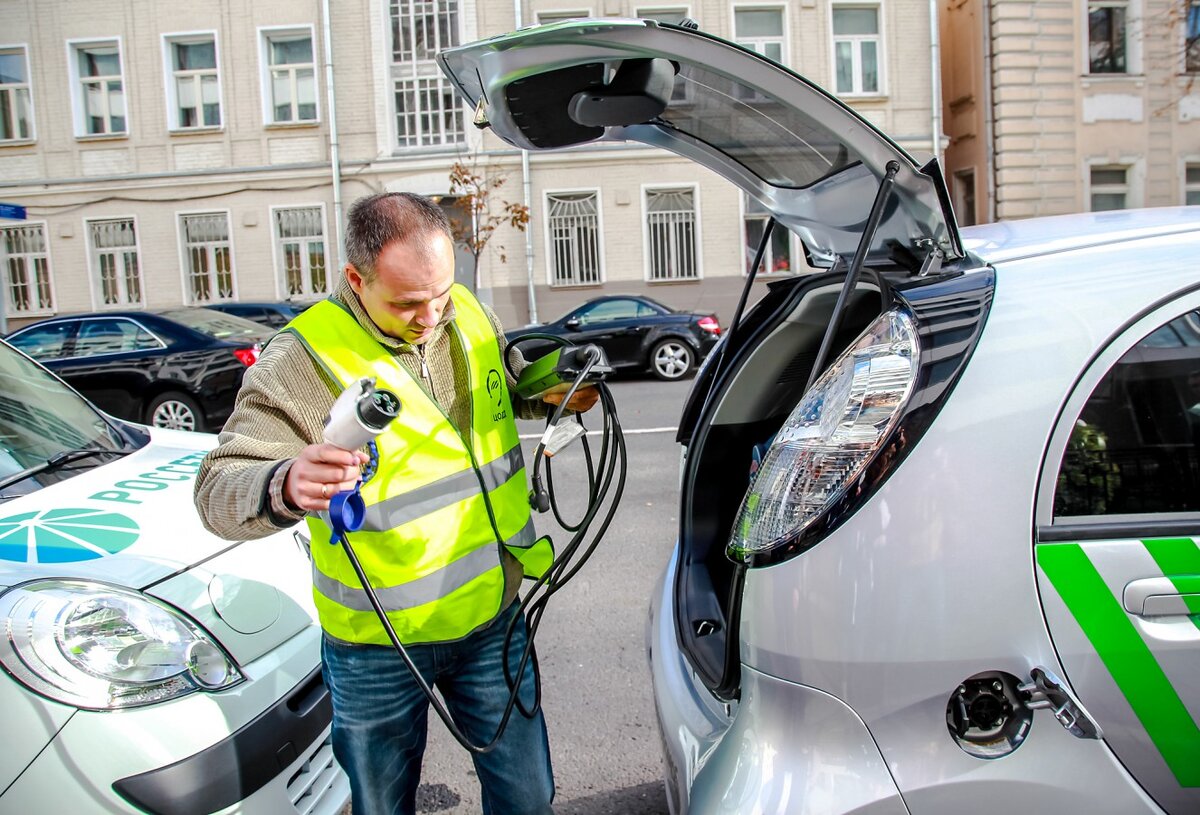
728;308;919;565
0;580;243;710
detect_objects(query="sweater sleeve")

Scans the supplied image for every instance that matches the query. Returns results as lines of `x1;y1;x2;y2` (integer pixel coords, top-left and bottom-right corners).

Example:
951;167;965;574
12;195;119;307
193;333;333;540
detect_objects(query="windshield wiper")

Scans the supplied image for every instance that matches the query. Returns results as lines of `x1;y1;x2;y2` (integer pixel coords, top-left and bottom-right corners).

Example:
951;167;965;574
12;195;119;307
0;447;133;492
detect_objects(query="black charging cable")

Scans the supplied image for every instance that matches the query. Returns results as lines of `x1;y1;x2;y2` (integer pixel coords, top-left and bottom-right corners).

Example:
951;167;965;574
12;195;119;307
333;339;626;754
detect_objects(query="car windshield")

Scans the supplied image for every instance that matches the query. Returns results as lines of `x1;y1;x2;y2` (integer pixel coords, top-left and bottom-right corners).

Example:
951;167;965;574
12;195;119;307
159;308;273;341
0;344;124;483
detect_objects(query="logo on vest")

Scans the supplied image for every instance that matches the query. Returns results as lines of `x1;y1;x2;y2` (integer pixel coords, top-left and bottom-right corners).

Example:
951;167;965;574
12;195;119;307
486;369;507;422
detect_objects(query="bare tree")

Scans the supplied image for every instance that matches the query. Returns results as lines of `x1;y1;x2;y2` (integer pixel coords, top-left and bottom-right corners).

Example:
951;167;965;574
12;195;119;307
446;159;530;292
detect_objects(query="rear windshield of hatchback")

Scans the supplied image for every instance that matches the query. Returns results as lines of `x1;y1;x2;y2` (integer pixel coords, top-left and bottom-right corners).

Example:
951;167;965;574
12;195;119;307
160;309;272;341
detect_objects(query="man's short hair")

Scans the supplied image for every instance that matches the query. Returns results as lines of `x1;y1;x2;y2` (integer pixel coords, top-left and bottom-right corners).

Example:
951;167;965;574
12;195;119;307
345;192;453;282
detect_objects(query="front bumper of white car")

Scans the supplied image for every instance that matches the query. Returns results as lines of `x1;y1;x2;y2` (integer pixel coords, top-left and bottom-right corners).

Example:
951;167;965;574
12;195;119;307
1;625;350;815
648;547;907;815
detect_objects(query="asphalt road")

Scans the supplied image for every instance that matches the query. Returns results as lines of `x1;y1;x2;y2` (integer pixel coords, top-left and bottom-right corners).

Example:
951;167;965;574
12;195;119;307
408;375;693;814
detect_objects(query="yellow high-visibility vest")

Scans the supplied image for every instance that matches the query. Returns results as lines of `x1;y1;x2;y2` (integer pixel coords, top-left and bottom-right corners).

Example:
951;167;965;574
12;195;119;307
283;286;552;645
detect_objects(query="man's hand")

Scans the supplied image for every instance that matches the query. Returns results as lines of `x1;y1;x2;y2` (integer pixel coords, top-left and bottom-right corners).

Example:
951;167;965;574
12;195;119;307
543;385;600;413
284;443;370;512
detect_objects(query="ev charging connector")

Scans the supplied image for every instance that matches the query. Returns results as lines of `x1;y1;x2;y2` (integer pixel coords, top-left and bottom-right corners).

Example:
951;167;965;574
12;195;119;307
514;344;612;401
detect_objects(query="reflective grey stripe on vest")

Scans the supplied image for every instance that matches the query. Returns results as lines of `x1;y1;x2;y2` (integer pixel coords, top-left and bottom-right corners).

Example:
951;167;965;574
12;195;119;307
361;445;525;533
315;517;537;612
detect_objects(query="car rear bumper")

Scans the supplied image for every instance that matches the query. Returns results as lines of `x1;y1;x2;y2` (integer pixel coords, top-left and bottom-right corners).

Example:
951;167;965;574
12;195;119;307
648;546;907;815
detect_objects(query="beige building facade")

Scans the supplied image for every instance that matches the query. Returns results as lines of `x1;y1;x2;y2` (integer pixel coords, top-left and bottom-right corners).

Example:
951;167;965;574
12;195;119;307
0;0;941;332
941;0;1200;225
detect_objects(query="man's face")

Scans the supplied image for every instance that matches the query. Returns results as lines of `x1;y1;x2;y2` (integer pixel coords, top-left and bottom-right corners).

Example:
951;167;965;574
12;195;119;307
346;232;456;345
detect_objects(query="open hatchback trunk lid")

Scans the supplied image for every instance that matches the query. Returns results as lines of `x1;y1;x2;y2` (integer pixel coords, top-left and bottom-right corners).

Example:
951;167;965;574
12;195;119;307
438;17;962;268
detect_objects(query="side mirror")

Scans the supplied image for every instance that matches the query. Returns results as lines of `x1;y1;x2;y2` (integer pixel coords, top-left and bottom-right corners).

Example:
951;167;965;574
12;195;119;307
564;317;582;331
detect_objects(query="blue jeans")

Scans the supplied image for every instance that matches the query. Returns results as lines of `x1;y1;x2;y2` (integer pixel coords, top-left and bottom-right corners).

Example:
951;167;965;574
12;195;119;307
321;602;555;815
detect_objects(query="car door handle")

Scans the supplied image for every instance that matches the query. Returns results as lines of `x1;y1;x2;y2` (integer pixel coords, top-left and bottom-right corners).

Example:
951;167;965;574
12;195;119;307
1122;575;1200;617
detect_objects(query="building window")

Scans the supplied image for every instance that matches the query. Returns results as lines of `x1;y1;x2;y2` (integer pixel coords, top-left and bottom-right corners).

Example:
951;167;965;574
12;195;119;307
636;7;690;24
547;192;602;287
735;8;785;62
646;187;699;281
743;195;792;275
274;207;328;297
390;0;463;148
180;213;234;303
1187;2;1199;72
953;169;977;227
167;36;220;129
1186;164;1200;205
72;42;126;136
1;224;54;315
832;5;881;95
263;30;317;123
1090;165;1130;211
88;219;142;307
536;10;589;24
1088;1;1128;73
0;47;33;142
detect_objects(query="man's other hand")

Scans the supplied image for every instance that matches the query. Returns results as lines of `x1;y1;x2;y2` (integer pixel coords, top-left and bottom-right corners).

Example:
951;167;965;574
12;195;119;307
284;443;370;511
543;385;600;413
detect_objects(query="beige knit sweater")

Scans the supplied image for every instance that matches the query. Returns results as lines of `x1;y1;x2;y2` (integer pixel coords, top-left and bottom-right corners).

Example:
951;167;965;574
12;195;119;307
193;274;544;604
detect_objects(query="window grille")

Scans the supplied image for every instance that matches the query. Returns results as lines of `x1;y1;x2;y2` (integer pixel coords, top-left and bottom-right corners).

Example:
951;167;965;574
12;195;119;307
394;76;464;147
266;34;316;122
0;47;32;141
181;213;234;303
75;44;126;135
171;39;220;128
89;219;142;306
547;193;601;287
390;0;463;148
391;0;460;64
646;189;698;281
0;224;53;314
275;207;328;297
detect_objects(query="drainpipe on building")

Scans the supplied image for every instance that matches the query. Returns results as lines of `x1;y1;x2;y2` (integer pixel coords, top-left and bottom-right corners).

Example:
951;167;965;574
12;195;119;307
321;0;347;271
929;0;944;166
514;0;539;324
982;0;997;223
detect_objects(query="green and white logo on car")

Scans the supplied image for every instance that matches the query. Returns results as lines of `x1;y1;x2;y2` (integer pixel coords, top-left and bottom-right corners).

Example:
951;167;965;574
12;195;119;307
0;508;140;564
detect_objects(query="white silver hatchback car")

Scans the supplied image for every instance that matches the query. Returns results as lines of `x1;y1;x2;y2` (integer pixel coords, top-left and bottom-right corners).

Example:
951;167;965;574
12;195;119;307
0;340;349;814
439;19;1200;815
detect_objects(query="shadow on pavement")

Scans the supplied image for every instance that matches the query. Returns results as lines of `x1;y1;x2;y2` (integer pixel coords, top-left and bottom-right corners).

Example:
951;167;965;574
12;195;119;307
554;781;669;815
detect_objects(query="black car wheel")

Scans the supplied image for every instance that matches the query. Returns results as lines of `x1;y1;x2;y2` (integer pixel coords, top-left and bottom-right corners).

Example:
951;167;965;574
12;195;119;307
650;339;694;381
146;391;205;432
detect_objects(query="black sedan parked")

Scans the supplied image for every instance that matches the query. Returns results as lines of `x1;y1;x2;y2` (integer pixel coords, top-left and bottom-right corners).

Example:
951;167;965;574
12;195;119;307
5;309;273;432
505;294;721;380
204;299;319;329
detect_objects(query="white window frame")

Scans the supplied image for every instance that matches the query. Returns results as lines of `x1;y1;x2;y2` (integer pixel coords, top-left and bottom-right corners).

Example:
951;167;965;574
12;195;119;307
389;0;464;150
177;209;237;304
829;2;885;97
258;25;320;126
161;31;223;132
269;203;331;299
85;216;145;310
739;194;796;277
543;188;605;288
1084;0;1143;76
536;9;592;24
0;221;56;318
731;4;789;65
1084;158;1144;212
66;37;129;138
641;184;703;283
1183;157;1200;206
0;44;35;143
635;6;692;23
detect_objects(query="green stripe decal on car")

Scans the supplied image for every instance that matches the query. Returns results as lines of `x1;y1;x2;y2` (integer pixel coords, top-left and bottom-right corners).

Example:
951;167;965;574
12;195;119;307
1142;538;1200;628
1037;543;1200;787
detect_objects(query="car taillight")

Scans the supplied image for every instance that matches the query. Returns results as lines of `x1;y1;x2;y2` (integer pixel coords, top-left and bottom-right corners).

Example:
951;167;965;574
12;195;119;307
697;316;720;334
232;346;259;367
727;308;919;565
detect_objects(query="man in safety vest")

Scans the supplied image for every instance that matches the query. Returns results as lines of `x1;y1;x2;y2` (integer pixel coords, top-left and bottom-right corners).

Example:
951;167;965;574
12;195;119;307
194;192;596;815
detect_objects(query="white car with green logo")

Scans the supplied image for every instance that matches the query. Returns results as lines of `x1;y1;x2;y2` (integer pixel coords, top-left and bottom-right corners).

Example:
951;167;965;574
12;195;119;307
0;341;349;814
438;18;1200;815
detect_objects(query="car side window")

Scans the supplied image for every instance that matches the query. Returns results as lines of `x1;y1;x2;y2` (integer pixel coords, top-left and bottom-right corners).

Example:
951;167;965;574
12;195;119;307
74;319;161;356
1054;310;1200;517
577;300;644;325
8;323;74;360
